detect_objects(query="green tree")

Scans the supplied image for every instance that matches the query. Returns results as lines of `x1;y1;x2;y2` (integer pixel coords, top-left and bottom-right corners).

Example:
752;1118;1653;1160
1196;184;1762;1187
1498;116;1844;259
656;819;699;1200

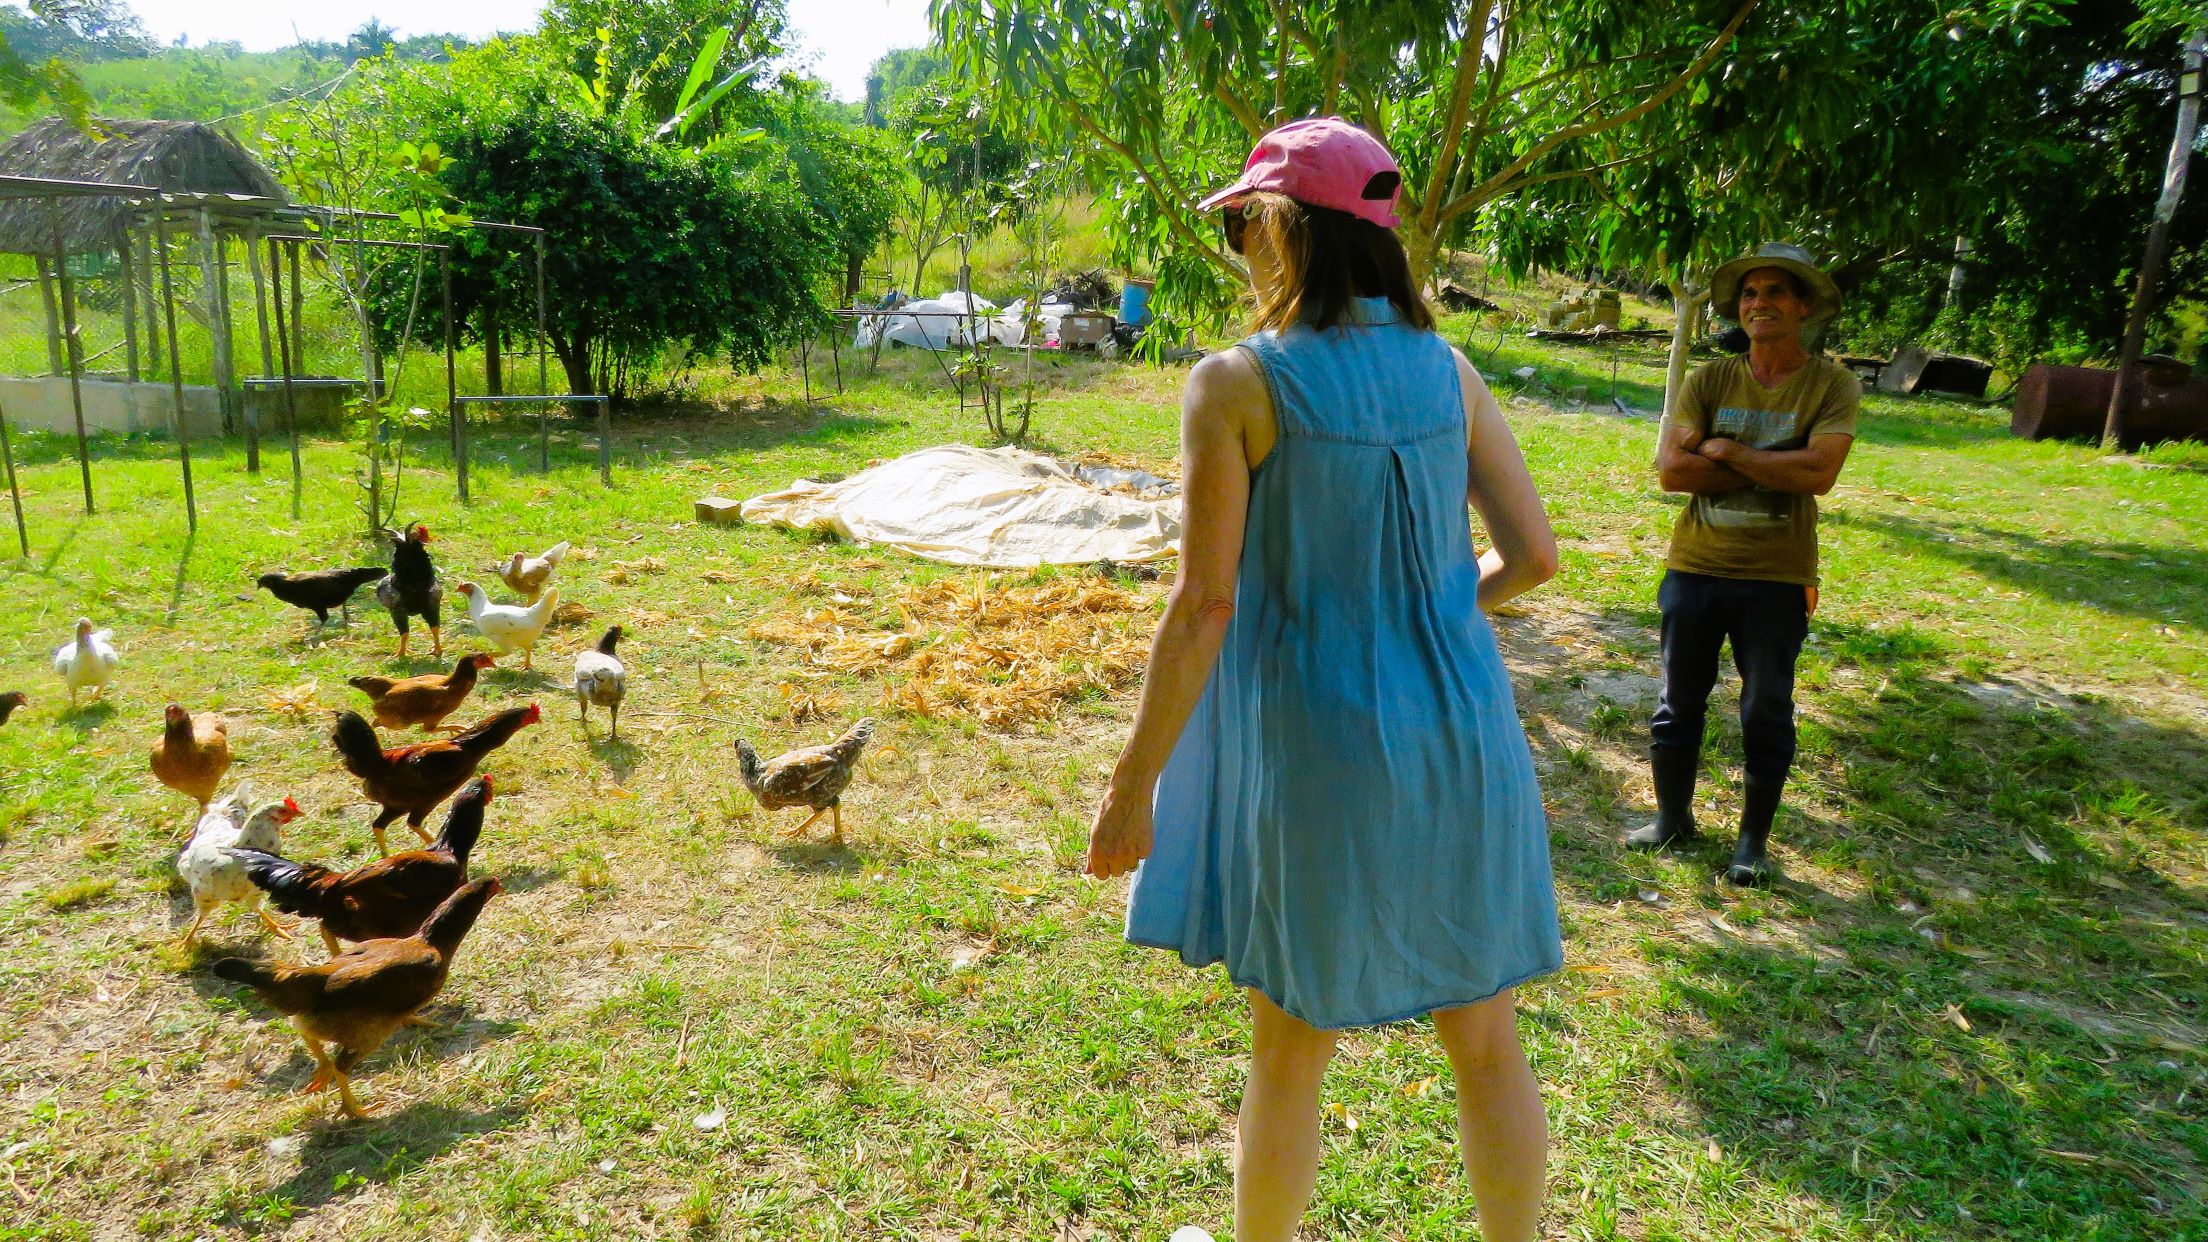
862;45;945;125
413;102;836;399
741;78;900;297
935;0;1764;316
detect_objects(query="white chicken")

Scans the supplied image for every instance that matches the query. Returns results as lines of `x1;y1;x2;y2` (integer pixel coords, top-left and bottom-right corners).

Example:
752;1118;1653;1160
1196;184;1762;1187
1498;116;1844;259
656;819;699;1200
574;624;627;737
52;617;117;706
177;788;302;945
498;540;571;604
456;581;558;670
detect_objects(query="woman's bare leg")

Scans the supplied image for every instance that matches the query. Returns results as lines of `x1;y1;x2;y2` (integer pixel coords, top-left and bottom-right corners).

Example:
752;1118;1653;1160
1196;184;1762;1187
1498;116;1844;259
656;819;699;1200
1431;989;1547;1242
1235;989;1339;1242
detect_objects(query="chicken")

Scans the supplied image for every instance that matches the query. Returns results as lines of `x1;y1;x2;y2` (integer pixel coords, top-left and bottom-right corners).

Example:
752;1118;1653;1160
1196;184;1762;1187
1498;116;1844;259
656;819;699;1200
0;690;25;725
329;704;539;854
497;540;570;604
733;717;876;846
455;582;558;670
177;789;303;945
151;704;232;814
573;625;626;737
212;877;502;1118
256;566;389;629
52;618;116;706
348;653;495;733
374;524;444;659
229;776;492;958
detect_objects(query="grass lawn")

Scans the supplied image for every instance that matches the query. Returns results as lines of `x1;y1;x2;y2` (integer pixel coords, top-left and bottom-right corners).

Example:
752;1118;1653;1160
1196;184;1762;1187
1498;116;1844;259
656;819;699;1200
1;331;2203;1241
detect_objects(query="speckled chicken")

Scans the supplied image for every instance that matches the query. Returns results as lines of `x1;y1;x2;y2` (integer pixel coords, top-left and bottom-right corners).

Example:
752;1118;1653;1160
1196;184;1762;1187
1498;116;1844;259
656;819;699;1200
573;626;626;737
733;717;876;846
177;789;302;946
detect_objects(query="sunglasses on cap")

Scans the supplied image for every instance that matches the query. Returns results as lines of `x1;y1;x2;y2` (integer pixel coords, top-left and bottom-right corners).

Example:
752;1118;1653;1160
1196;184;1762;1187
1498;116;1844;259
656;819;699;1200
1221;205;1248;255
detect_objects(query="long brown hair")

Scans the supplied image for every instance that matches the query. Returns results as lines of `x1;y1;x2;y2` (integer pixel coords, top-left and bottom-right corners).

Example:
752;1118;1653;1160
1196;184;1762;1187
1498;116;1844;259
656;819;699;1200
1237;191;1435;334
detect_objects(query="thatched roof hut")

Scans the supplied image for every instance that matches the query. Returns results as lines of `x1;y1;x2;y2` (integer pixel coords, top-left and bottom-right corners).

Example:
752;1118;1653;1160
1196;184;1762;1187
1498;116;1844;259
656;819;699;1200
0;118;287;255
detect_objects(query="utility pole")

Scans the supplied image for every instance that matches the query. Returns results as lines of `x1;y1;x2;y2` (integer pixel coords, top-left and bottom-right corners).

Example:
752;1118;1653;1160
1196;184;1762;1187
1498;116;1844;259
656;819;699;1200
2105;29;2206;449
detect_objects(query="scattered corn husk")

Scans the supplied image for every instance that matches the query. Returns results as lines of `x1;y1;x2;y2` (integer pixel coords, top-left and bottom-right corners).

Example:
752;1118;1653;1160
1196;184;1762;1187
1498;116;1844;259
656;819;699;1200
552;602;596;627
606;556;668;584
745;574;1158;732
265;678;321;720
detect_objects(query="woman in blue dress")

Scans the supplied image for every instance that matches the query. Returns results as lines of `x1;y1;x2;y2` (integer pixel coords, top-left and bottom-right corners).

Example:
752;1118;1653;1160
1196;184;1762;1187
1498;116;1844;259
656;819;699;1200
1085;119;1563;1241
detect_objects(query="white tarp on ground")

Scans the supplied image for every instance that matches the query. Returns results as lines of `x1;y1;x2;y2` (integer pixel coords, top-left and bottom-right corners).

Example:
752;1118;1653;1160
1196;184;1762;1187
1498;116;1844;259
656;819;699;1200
739;444;1182;568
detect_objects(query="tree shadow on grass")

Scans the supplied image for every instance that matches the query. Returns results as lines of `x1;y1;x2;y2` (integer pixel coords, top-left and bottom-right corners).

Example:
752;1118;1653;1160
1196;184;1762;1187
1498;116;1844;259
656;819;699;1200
1839;509;2208;628
1521;608;2207;1238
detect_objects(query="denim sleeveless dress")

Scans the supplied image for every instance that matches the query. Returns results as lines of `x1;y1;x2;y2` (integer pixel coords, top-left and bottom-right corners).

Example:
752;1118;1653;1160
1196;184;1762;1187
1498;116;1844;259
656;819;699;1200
1125;296;1563;1029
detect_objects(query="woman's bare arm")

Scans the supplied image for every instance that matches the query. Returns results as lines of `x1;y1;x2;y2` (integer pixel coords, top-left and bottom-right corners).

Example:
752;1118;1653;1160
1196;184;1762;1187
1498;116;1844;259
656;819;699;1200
1086;349;1262;878
1455;350;1560;610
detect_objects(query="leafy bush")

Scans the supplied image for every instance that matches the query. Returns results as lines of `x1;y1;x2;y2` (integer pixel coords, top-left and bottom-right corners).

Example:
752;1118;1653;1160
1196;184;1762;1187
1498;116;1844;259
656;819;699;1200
381;101;836;400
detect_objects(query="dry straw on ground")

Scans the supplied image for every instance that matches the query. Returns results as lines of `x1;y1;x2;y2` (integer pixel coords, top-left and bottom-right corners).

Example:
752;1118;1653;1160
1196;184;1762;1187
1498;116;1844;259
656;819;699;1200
747;573;1161;731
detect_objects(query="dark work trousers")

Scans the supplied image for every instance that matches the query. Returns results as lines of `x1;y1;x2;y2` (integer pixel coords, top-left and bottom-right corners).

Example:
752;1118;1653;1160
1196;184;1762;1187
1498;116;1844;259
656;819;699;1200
1649;569;1810;784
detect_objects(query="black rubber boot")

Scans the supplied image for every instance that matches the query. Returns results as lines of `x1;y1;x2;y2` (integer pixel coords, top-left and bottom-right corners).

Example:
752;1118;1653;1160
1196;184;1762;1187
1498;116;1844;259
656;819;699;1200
1625;747;1700;850
1727;775;1784;886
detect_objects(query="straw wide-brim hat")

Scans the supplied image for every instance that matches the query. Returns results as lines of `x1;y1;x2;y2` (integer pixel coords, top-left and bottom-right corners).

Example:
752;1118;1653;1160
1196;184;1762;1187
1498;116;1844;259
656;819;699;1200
1710;242;1842;325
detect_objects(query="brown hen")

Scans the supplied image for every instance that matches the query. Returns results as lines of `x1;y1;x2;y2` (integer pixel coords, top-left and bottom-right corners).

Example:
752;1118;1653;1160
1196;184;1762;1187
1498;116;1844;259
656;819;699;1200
213;877;501;1118
151;704;231;817
348;652;495;732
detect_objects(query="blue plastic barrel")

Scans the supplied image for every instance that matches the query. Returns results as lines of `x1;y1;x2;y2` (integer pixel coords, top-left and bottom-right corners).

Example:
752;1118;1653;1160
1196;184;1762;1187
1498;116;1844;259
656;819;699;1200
1119;278;1156;327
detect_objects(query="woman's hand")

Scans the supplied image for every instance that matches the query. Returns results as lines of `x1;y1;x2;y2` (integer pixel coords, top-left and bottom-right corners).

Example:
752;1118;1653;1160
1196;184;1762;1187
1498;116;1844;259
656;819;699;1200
1085;778;1156;879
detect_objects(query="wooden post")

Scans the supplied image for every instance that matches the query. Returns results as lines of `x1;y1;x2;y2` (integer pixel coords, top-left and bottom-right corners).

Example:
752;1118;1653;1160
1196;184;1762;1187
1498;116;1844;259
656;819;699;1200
484;312;503;396
246;224;276;478
36;259;61;374
444;250;465;502
598;398;611;486
196;208;233;439
2106;29;2206;449
535;233;550;473
156;210;197;533
0;397;25;556
211;215;255;470
141;223;161;381
270;235;302;521
117;224;140;383
288;239;305;377
48;200;92;515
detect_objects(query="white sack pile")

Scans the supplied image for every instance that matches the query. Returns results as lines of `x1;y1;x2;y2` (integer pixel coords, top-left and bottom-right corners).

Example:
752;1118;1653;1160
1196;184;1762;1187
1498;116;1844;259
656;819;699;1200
739;444;1182;568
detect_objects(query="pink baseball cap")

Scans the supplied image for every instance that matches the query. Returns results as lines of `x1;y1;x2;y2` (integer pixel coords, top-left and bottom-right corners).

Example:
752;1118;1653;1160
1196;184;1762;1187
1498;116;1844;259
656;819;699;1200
1197;117;1403;230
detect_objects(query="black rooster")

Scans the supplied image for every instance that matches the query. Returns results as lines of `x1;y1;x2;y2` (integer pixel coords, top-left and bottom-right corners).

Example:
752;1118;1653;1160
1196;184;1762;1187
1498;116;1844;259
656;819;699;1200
375;523;444;658
257;566;389;629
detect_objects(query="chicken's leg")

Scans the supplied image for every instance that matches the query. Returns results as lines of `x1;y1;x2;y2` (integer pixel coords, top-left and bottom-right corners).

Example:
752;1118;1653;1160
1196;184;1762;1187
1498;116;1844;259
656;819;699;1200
179;906;209;946
609;700;619;740
429;626;443;659
292;1018;335;1094
778;805;832;841
319;926;343;958
256;904;296;939
829;799;843;847
334;1070;369;1118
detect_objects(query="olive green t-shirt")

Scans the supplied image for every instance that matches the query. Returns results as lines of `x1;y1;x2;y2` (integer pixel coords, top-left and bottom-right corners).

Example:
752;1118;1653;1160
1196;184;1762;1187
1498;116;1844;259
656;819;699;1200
1663;354;1859;587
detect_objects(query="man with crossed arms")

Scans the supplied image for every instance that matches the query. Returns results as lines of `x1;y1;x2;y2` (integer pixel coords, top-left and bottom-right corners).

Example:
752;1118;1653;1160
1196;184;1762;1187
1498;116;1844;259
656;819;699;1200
1630;242;1858;886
